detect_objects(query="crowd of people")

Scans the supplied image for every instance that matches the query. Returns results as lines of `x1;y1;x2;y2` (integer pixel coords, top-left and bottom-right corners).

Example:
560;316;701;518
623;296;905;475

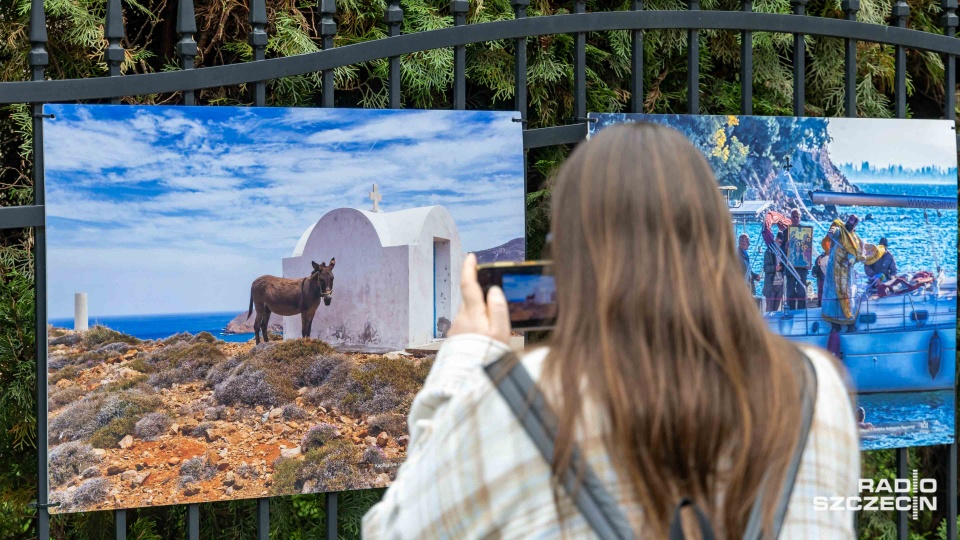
739;209;901;331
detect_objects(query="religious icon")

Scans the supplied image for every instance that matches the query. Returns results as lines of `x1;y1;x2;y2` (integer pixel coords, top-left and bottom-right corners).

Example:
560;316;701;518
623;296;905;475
787;225;813;269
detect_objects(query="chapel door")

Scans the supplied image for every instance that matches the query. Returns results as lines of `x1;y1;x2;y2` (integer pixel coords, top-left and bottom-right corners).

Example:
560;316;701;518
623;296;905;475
433;238;452;338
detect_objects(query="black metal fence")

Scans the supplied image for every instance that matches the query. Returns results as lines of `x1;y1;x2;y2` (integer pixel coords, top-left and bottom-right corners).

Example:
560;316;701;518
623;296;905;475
0;0;957;537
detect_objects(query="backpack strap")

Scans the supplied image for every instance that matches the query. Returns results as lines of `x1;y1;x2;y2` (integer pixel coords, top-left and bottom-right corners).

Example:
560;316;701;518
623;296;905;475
485;353;635;540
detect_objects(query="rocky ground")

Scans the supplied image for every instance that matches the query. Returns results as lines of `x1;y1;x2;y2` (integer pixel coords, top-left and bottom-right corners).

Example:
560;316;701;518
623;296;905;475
46;328;426;514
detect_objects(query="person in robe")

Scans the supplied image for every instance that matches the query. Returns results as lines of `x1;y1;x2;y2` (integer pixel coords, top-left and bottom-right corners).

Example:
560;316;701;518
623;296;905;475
821;215;865;331
812;252;828;305
785;209;810;310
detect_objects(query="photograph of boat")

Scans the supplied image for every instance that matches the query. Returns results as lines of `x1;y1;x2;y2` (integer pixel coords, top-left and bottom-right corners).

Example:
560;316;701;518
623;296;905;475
591;113;957;450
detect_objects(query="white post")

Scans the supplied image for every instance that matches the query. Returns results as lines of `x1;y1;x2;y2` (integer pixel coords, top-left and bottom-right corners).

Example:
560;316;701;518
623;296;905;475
74;293;88;331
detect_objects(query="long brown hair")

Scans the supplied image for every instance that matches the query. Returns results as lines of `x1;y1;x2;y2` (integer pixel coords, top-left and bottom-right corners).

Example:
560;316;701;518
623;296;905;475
544;122;802;538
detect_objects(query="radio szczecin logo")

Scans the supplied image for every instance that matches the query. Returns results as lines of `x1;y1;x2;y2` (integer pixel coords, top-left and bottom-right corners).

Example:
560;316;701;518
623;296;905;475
813;470;936;519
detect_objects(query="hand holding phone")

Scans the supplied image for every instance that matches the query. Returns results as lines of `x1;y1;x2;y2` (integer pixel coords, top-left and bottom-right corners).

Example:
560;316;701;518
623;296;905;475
446;253;512;344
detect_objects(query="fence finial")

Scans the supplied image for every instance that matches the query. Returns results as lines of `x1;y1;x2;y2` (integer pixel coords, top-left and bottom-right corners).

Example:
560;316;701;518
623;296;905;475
105;0;125;80
892;0;910;26
28;0;48;70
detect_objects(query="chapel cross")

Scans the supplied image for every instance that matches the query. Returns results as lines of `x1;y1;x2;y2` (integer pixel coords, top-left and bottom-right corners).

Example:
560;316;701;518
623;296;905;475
369;183;382;212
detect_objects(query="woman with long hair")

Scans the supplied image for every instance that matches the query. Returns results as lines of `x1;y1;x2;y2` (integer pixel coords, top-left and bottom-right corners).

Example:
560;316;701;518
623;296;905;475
363;123;859;539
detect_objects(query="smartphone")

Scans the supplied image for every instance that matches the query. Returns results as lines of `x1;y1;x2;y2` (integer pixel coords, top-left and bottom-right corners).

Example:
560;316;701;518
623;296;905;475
477;261;556;331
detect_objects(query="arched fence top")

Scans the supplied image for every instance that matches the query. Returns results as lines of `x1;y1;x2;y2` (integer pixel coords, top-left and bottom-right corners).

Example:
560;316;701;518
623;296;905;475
2;10;959;104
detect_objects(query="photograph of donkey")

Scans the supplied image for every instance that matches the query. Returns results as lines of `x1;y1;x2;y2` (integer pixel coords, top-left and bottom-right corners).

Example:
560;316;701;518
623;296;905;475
248;258;336;344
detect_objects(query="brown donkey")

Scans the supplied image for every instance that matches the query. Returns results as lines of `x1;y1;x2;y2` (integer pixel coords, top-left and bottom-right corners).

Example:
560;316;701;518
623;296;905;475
247;259;335;344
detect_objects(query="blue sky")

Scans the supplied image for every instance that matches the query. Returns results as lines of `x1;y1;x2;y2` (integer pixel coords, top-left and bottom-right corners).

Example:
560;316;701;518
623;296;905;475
44;106;525;318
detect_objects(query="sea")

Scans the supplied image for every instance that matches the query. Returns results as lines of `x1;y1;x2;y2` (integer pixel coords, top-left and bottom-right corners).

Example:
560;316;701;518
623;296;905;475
741;181;958;277
48;312;254;343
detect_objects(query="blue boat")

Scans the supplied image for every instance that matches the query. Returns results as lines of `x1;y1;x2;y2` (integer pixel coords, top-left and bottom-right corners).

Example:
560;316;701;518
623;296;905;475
729;189;958;394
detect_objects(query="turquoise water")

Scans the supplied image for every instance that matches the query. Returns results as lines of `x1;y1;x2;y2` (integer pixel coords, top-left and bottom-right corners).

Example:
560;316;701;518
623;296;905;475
48;312;254;343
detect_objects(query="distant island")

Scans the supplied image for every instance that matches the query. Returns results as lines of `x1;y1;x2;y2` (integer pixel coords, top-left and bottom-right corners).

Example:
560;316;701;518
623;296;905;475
839;162;957;182
224;311;283;335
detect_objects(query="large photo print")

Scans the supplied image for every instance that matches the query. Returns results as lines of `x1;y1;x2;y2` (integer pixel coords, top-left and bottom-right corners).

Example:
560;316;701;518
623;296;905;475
590;114;957;451
44;105;526;513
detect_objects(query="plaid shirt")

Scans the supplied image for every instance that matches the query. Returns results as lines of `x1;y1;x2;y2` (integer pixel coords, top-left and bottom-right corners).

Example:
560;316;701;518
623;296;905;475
362;334;860;539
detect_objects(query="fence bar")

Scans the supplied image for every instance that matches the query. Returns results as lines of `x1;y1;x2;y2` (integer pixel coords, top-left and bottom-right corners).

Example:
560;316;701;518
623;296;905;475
573;0;586;120
896;448;908;540
892;0;909;118
386;0;403;108
249;0;267;106
320;0;336;107
176;0;198;105
105;0;124;105
188;504;199;539
115;509;126;539
791;0;807;115
631;0;643;113
942;0;957;119
842;0;859;117
257;498;269;539
326;493;338;540
740;0;753;114
686;0;699;113
29;0;50;535
512;0;529;120
452;0;468;109
948;442;957;540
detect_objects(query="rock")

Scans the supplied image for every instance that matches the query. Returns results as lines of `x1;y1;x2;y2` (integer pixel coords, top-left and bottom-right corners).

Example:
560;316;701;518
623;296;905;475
397;435;410;447
376;432;390;447
205;429;222;442
184;486;201;497
297;387;308;396
234;477;245;489
93;449;106;457
271;424;286;435
169;424;180;436
118;367;139;378
280;447;301;459
107;464;124;476
132;472;150;487
217;462;230;471
302;480;316;494
364;436;377;446
224;472;236;486
225;486;234;496
375;473;391;485
55;378;72;388
318;407;328;414
339;416;353;425
352;436;363;444
121;470;138;483
118;435;134;449
384;351;411;360
269;408;283;419
205;451;220;466
168;457;181;466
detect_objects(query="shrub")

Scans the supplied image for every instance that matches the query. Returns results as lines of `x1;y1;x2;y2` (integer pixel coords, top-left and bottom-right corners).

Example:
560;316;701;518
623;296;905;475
301;423;339;453
236;462;256;479
189;423;215;438
87;392;161;448
192;331;218;343
81;466;100;479
147;342;226;388
300;353;351;387
49;386;85;411
270;439;360;496
282;404;307;420
180;456;217;482
83;325;140;348
56;478;110;512
204;356;242;388
125;357;153;373
134;412;171;441
49;333;81;346
49;398;103;442
213;369;277;407
49;442;100;485
49;365;81;386
243;339;337;401
102;373;149;393
367;413;406;438
359;387;403;416
203;406;226;420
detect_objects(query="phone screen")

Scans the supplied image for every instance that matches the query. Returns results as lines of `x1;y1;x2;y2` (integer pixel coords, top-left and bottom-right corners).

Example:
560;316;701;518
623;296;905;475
502;273;558;323
477;261;556;330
